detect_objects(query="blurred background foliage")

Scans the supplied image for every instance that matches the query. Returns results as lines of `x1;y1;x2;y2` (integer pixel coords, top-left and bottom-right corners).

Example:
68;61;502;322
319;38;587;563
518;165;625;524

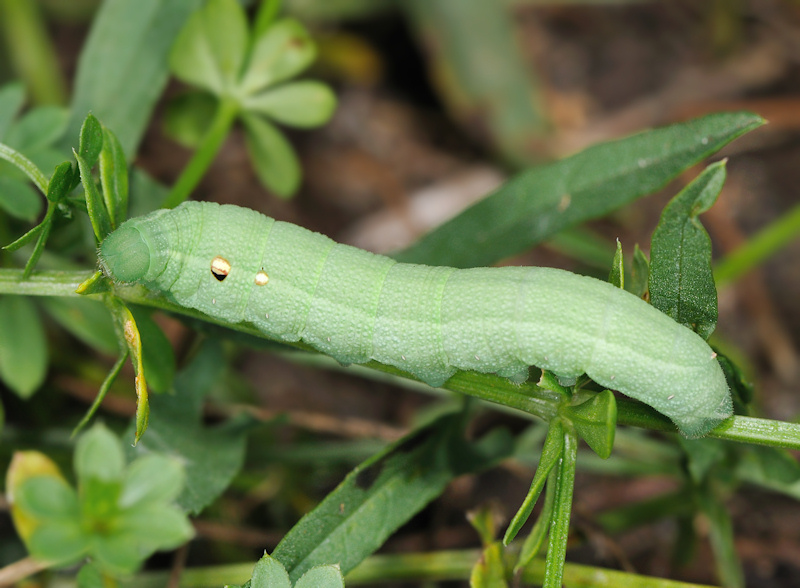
1;0;800;586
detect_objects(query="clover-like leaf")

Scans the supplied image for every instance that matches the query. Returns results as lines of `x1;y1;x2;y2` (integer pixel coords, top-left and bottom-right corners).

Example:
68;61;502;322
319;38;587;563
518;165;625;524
119;454;185;508
75;423;125;482
170;0;249;95
241;112;301;197
243;81;337;128
239;18;316;96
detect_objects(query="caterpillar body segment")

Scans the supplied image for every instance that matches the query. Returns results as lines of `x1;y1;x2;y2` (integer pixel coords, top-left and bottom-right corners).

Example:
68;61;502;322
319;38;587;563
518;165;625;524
99;201;733;438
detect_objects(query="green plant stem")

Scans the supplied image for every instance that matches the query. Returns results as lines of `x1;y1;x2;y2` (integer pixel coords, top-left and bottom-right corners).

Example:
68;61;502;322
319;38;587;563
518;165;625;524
714;200;800;286
121;550;721;587
162;97;240;209
0;143;48;193
4;269;800;450
0;0;67;105
543;425;577;588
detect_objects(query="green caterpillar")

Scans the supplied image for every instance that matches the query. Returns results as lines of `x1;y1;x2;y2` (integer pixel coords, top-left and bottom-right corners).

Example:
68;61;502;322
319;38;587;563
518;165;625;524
99;201;732;437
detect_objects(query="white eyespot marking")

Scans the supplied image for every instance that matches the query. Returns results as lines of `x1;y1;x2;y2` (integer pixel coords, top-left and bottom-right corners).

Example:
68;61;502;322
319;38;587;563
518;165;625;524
265;313;269;319
211;256;231;281
711;352;717;359
255;270;269;286
401;355;406;361
668;394;675;400
610;375;615;380
327;337;331;342
475;355;480;361
212;298;216;304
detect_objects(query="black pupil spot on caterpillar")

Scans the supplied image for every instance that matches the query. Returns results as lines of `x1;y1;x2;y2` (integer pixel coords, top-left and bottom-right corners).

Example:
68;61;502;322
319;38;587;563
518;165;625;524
211;256;231;281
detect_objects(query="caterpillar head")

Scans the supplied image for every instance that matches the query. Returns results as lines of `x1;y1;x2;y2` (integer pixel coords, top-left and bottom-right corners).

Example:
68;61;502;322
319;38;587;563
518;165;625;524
100;225;151;283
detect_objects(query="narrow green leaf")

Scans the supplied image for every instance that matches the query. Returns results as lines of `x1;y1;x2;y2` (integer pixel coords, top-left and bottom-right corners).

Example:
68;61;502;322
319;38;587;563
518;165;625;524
0;81;25;138
99;126;129;228
395;112;765;267
3;220;44;252
649;161;726;339
561;390;616;459
243;81;337;128
169;0;249;94
75;271;110;296
64;0;202;157
107;301;150;443
45;160;74;203
128;340;253;513
240;18;316;96
250;554;292;588
0;142;48;193
714;200;800;286
241;112;301;197
514;468;557;574
0;176;42;221
629;244;649;298
0;296;48;398
608;239;623;288
21;215;53;278
504;419;564;544
128;306;176;394
74;148;112;241
77;114;104;170
542;426;577;588
272;413;512;581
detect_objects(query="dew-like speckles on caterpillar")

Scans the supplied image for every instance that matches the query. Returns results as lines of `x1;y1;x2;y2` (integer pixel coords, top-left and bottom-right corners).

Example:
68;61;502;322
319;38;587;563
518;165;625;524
99;201;732;437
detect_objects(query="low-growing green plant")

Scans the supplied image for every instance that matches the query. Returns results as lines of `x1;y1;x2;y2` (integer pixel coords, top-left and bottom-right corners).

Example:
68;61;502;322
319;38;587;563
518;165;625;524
6;424;192;578
2;2;800;588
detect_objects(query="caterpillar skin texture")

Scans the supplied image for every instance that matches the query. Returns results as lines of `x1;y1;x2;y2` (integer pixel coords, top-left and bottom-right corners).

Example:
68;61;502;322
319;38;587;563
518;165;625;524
100;201;732;438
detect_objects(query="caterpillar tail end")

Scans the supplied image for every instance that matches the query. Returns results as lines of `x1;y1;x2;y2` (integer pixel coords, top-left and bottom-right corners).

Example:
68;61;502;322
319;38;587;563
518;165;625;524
674;388;734;439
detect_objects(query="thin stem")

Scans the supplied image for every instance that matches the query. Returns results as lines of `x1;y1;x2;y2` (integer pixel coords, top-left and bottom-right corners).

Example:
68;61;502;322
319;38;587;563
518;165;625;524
71;350;129;438
543;424;578;588
0;143;48;193
162;97;240;208
4;270;800;449
123;550;721;587
714;200;800;286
